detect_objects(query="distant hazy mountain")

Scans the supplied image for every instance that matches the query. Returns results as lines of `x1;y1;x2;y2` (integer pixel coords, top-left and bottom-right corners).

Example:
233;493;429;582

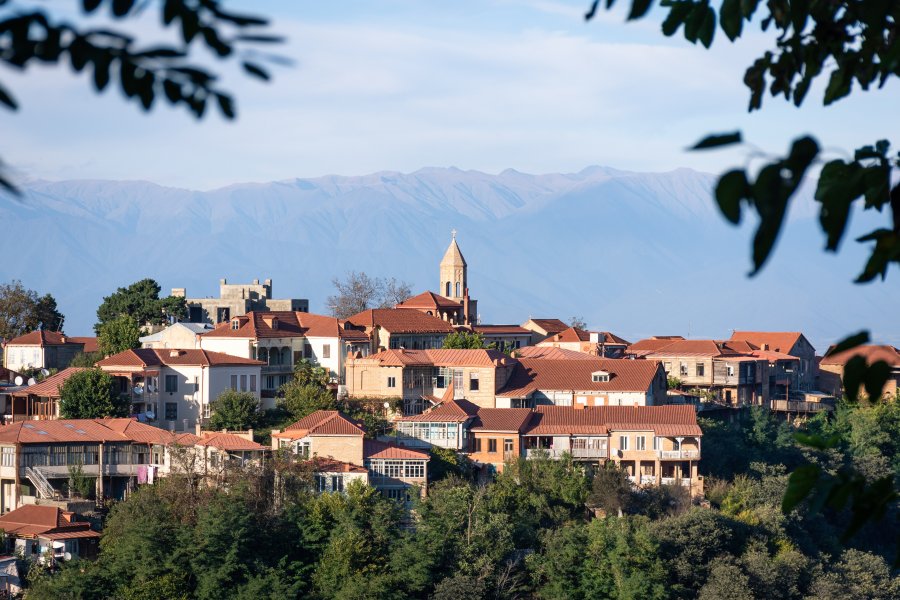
2;166;897;351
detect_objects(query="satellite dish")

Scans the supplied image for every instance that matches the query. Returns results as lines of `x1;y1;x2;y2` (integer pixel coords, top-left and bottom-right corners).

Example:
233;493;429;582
63;552;72;561
146;410;155;420
27;378;36;386
133;386;144;395
147;384;156;393
14;376;23;386
40;368;50;377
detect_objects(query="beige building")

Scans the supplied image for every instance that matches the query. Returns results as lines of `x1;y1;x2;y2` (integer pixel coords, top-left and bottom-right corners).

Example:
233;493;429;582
819;344;900;400
139;322;212;349
438;232;477;326
2;331;96;373
175;277;309;325
346;309;455;353
730;331;817;391
345;348;518;415
520;318;568;345
536;327;630;357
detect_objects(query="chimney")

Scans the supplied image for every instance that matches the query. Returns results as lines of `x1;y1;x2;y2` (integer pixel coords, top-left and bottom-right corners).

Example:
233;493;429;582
763;343;769;351
60;336;67;344
195;423;202;436
169;349;184;358
252;279;259;285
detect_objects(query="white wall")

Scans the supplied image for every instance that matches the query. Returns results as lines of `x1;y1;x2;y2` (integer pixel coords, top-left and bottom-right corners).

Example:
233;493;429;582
199;337;254;358
3;345;44;371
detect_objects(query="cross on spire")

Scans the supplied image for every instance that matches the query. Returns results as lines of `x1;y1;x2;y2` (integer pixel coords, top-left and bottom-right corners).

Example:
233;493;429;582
451;228;457;240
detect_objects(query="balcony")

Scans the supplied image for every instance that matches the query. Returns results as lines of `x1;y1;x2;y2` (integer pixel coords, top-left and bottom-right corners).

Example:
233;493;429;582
570;447;608;459
261;364;292;374
658;450;700;460
770;400;832;413
525;448;568;459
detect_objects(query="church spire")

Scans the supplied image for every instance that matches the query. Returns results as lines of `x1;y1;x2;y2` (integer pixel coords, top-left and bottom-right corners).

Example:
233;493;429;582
440;231;467;300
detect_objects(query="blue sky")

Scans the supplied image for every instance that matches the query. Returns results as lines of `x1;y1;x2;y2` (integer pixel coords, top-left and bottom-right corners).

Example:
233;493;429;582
3;0;899;188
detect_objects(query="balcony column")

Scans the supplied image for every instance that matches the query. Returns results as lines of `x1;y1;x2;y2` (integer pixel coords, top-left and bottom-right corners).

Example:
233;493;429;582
655;458;661;485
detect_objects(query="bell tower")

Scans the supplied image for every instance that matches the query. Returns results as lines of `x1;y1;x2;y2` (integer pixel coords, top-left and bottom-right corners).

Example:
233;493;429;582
440;229;467;301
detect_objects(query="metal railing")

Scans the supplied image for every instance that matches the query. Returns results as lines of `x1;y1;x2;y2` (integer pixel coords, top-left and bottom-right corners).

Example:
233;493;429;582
570;447;608;459
25;467;55;499
525;448;567;459
770;400;831;413
658;450;701;459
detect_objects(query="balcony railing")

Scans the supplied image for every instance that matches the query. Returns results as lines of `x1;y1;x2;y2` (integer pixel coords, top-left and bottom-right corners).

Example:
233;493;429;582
261;364;292;374
658;450;700;460
770;400;832;413
525;448;567;459
570;447;608;459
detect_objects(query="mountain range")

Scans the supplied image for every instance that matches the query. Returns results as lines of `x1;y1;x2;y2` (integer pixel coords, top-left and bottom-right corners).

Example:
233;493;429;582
2;166;897;352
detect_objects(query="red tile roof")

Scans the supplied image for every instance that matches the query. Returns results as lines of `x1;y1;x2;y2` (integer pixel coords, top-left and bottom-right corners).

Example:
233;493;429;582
0;505;98;539
200;311;368;342
276;410;365;439
347;309;456;334
524;405;701;437
307;457;368;473
820;344;900;367
97;348;263;368
498;358;662;397
397;399;480;422
396;291;462;310
514;346;598;360
362;348;513;367
626;336;686;354
363;439;430;460
524;319;568;335
628;338;753;358
540;327;630;345
5;330;83;347
0;417;184;445
473;325;532;335
470;408;533;432
196;432;265;451
729;331;808;354
68;337;99;353
10;367;87;398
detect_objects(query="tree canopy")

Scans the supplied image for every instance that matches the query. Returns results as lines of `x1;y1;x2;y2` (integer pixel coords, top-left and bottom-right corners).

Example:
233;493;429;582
97;313;141;356
327;272;412;319
0;280;64;339
59;367;128;419
208;390;261;431
442;331;486;350
95;278;186;332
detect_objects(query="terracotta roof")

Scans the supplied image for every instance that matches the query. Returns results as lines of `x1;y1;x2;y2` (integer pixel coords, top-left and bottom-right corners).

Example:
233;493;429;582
196;432;265;451
820;344;900;367
750;349;799;361
0;505;97;539
5;330;83;347
363;439;430;460
347;309;456;334
473;325;532;335
397;399;480;422
628;338;749;358
729;331;809;354
498;358;662;397
307;457;368;473
470;408;533;432
524;319;568;335
540;328;630;345
102;418;182;445
10;367;87;398
524;405;701;437
396;291;462;310
514;346;598;360
97;348;263;368
0;417;183;445
626;336;686;354
276;410;365;439
68;337;99;353
361;348;513;367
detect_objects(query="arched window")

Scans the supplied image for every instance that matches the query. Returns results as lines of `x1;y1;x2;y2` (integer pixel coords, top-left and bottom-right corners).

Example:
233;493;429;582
445;282;451;296
455;282;461;297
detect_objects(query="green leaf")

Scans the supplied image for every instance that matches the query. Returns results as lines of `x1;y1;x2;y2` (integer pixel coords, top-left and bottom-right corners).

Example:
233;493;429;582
690;131;742;150
719;0;743;41
698;6;716;48
842;355;867;402
826;331;869;356
739;0;759;18
216;93;236;119
82;0;102;13
823;68;851;105
0;82;18;110
112;0;135;18
661;2;692;36
815;160;861;251
242;62;270;81
864;360;892;400
782;464;820;513
627;0;654;21
714;169;749;224
794;433;838;450
684;3;707;43
585;0;601;20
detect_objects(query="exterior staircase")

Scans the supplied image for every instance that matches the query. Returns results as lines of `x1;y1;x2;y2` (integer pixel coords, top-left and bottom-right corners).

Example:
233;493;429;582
24;467;56;499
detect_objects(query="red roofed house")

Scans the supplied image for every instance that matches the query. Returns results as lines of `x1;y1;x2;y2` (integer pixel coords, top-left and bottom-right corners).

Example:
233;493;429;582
396;291;467;325
199;311;370;396
346;308;456;353
97;348;264;432
729;331;817;391
394;399;481;450
472;325;533;353
536;327;631;358
2;330;94;373
193;429;266;474
819;345;900;399
6;367;87;422
0;504;100;564
522;405;704;496
468;407;534;473
496;358;667;409
272;410;428;502
521;318;569;345
345;348;518;415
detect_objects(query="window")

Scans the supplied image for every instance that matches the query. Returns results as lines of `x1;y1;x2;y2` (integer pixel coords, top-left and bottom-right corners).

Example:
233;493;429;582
664;362;672;372
332;475;343;492
636;436;646;451
619;435;629;451
592;372;610;382
1;447;13;467
453;369;463;390
469;373;480;391
323;344;331;359
387;376;397;388
194;376;199;393
504;439;514;453
405;461;425;478
240;374;247;392
474;438;482;452
695;363;705;377
230;375;238;391
165;375;178;393
488;439;497;453
265;376;276;390
653;436;660;451
455;282;461;297
250;375;257;392
165;402;178;421
204;403;211;419
231;319;240;330
679;363;688;376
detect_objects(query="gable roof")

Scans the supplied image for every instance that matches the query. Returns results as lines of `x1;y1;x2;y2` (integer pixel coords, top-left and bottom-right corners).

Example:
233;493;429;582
523;319;568;335
361;348;513;367
274;410;365;439
470;408;533;432
68;337;99;353
5;330;83;347
473;325;532;335
396;291;462;310
397;399;481;422
626;336;686;355
524;405;701;437
346;309;456;334
97;348;263;368
0;418;184;445
729;331;810;354
820;344;900;367
539;327;631;345
0;505;98;539
498;358;661;397
10;367;87;398
363;439;430;460
196;432;265;451
514;346;599;360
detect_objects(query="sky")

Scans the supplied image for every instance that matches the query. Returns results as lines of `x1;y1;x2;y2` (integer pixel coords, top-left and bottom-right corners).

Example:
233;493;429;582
3;0;899;189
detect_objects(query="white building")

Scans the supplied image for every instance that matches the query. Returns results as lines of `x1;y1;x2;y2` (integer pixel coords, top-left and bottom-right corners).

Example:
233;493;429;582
139;322;212;349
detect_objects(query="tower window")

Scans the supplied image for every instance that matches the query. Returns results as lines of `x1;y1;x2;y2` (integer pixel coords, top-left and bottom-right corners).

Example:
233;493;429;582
455;282;461;297
445;282;451;296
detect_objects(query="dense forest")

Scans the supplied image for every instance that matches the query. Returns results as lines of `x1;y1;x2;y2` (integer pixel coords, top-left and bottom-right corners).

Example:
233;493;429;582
27;401;900;600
